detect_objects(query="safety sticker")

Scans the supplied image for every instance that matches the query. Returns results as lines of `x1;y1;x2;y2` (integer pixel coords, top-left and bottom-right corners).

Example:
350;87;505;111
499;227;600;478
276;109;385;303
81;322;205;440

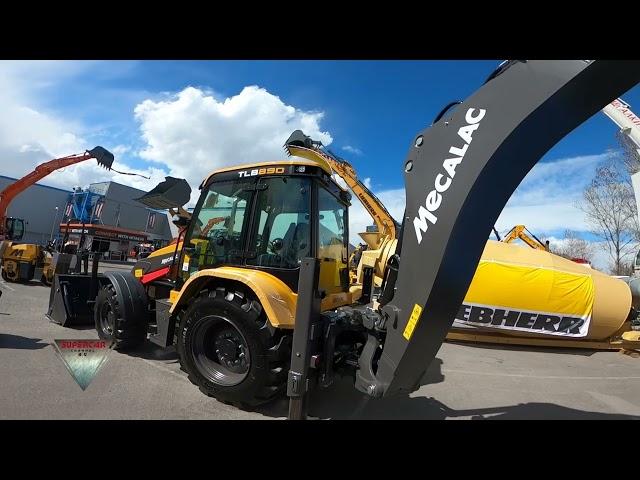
403;304;423;340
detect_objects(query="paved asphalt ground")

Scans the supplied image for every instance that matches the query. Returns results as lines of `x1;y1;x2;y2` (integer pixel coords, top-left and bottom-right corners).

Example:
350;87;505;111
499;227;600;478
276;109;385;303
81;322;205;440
1;262;639;420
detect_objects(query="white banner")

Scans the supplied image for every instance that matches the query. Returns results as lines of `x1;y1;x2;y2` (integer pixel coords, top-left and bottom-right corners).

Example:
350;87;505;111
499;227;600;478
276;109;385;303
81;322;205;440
452;302;591;338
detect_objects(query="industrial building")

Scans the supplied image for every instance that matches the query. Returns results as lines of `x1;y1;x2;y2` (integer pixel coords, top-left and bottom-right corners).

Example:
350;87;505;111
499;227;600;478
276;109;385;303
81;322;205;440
0;175;69;244
0;175;174;260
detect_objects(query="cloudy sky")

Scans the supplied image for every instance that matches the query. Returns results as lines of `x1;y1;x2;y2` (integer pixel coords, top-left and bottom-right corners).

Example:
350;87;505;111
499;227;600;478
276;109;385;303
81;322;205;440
1;60;638;270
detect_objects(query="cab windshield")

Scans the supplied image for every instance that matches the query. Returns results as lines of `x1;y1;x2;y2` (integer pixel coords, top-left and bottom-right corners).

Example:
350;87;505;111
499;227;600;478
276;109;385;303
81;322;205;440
6;218;24;241
182;174;347;279
185;178;253;269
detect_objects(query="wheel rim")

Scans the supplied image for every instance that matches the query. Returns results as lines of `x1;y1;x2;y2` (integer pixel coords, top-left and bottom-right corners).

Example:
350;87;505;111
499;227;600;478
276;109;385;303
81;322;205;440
98;301;115;337
190;315;250;387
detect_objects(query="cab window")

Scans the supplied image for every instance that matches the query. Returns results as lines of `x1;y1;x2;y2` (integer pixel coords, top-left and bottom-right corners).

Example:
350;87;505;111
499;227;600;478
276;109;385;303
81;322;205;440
185;179;253;269
247;177;311;269
7;218;24;241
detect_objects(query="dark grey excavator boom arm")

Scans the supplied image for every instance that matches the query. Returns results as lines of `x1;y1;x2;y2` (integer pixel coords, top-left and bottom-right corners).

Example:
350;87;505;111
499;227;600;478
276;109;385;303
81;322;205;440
356;60;640;398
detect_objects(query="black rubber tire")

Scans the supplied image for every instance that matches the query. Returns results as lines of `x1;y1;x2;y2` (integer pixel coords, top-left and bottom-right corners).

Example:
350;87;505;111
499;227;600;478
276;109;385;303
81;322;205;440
1;266;18;282
95;283;147;350
176;287;291;409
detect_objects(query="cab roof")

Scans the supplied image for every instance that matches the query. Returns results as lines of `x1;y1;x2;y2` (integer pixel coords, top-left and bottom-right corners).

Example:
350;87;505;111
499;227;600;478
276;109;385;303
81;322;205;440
200;157;335;189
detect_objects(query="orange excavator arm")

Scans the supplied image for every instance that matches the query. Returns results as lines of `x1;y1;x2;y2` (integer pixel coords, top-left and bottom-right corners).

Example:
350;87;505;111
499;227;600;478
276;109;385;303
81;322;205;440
0;146;114;235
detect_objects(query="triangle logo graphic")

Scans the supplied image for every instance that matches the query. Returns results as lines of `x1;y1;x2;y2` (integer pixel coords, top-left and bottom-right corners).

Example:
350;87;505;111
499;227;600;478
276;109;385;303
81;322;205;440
53;339;113;391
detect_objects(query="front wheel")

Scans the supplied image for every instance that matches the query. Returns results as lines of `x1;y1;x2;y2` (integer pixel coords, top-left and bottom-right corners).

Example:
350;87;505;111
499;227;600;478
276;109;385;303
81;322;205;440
176;287;290;408
95;283;147;350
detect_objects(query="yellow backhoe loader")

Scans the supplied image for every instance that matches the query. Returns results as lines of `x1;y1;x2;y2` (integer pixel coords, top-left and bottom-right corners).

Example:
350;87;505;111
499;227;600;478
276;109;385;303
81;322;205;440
46;61;640;417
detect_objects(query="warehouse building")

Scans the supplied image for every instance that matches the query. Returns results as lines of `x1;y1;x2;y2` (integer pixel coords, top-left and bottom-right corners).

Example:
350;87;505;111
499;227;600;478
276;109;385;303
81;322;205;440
0;175;174;259
0;175;70;244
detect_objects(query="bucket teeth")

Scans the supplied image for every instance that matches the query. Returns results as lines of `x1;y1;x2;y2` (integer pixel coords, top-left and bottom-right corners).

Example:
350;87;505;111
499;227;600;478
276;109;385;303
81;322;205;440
88;146;114;170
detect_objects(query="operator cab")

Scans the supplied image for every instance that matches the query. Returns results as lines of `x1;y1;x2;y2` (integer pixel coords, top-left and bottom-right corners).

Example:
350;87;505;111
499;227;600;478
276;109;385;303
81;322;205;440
180;161;351;293
5;217;24;241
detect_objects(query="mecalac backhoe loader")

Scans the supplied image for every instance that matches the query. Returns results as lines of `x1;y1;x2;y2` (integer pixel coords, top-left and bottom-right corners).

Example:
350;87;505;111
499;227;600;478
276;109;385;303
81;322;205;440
47;61;640;411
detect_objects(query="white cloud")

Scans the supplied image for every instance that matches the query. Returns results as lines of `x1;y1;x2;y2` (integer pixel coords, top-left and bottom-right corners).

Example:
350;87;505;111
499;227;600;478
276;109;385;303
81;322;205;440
495;153;611;234
134;86;332;204
0;61;162;193
112;144;131;156
342;145;363;156
0;70;333;204
363;177;372;189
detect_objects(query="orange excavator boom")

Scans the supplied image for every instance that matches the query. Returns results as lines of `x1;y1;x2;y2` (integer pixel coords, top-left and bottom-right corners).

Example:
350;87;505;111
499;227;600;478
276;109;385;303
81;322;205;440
0;146;113;237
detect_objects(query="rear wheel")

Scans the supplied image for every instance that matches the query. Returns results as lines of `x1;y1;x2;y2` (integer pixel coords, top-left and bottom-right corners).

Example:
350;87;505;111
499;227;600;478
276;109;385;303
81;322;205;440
2;262;19;282
176;287;291;409
95;283;147;350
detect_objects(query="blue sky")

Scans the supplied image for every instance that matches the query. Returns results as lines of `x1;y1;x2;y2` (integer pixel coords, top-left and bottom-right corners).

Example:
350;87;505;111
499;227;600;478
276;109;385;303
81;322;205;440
30;60;640;187
1;60;638;269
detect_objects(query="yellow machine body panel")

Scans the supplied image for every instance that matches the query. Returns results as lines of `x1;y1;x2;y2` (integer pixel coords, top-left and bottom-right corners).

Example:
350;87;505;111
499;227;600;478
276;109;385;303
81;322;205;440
466;259;594;318
318;242;349;296
169;265;353;329
147;241;184;259
170;267;298;326
3;242;40;263
451;240;631;341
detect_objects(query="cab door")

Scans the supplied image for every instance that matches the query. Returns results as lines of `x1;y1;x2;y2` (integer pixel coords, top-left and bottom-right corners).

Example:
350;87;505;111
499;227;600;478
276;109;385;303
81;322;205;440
245;176;312;292
316;185;349;295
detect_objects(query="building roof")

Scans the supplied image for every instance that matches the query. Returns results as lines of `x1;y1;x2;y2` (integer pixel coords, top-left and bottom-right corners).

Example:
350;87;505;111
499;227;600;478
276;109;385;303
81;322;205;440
0;175;72;194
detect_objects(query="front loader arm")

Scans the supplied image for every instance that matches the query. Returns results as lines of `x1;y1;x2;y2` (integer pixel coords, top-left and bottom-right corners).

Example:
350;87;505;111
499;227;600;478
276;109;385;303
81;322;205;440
355;60;640;398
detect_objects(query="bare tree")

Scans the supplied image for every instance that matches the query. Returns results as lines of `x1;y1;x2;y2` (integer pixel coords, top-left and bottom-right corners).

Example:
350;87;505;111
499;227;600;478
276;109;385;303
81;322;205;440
552;230;594;262
617;130;640;176
578;161;637;275
615;130;640;241
609;259;635;277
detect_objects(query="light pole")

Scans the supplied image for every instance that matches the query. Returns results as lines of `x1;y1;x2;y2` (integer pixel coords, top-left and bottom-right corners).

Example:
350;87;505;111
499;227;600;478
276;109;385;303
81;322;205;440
49;206;59;241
